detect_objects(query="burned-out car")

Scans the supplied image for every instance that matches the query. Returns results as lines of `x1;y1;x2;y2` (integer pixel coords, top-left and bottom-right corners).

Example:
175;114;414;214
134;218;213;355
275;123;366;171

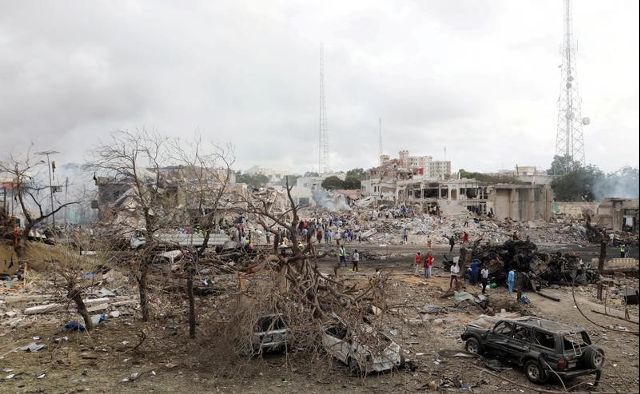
461;316;604;384
322;320;403;374
249;314;292;355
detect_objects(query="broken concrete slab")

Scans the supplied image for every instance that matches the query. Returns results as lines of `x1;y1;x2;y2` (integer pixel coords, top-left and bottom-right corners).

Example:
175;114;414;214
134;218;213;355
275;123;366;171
87;303;109;312
23;296;137;315
24;303;62;315
3;295;56;305
96;288;117;297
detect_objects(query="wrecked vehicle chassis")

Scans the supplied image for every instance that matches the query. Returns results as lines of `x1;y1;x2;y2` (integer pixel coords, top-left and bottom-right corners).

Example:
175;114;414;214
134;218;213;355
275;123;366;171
461;316;604;385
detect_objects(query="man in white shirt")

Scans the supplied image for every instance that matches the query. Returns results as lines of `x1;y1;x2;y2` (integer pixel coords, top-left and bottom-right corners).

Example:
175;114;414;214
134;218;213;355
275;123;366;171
352;249;360;272
480;266;489;294
450;261;460;289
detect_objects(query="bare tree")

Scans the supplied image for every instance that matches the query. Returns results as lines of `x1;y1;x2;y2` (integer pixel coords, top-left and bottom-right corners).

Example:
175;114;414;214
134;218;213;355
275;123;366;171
224;178;391;366
0;147;79;255
171;136;235;338
49;231;102;331
88;129;172;321
241;177;384;318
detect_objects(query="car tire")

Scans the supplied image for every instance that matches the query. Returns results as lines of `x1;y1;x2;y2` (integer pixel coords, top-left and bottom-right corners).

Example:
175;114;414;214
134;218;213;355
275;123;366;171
583;346;605;369
524;359;548;384
465;337;482;355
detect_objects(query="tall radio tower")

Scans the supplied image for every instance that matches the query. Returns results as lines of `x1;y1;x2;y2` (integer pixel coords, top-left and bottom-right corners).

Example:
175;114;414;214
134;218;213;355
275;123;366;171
555;0;589;165
318;44;330;174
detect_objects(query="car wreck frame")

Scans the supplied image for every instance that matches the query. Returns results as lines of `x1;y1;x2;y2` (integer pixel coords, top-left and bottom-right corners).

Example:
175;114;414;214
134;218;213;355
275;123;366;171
461;316;604;385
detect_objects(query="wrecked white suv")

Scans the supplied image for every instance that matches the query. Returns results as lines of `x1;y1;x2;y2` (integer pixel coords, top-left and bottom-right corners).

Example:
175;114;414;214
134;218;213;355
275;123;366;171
322;320;403;374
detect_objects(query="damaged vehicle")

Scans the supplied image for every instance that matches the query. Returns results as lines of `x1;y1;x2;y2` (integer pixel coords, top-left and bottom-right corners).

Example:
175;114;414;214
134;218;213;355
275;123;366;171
461;316;604;385
249;314;292;355
322;319;404;374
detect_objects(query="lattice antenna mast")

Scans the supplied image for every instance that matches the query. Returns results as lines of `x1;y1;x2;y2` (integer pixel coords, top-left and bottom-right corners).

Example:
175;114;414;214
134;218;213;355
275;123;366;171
555;0;587;165
319;44;330;174
378;117;383;165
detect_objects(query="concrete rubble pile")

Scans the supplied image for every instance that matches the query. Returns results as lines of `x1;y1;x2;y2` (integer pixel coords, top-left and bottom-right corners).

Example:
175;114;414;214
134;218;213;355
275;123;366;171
1;268;138;330
295;205;593;247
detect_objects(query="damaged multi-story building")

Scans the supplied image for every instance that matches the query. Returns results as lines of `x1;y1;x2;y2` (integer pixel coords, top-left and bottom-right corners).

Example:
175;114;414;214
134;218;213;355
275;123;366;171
361;155;553;221
93;166;243;227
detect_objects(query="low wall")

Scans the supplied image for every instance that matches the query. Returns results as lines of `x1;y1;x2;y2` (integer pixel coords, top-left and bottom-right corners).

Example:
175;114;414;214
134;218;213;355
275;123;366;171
552;202;598;218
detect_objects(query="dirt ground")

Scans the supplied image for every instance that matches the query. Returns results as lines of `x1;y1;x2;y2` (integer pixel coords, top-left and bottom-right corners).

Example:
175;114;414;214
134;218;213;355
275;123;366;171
1;245;639;393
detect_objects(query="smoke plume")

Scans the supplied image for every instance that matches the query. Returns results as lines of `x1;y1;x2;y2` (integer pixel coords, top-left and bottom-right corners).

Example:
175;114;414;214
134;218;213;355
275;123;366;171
592;167;639;200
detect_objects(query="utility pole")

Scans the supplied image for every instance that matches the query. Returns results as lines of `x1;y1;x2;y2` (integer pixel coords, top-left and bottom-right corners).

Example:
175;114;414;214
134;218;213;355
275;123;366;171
64;177;69;226
36;150;59;227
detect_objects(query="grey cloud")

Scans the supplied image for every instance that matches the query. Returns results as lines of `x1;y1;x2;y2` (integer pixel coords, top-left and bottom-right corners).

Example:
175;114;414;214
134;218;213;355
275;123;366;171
0;0;637;175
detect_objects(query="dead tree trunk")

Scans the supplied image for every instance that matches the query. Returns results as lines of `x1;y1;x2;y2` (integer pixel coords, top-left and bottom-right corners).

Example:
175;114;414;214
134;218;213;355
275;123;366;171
187;254;196;338
597;240;607;300
138;263;150;322
68;288;93;331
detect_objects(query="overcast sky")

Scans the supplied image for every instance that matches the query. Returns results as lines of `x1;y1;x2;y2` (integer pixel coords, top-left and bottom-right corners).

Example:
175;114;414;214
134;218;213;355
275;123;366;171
1;0;638;175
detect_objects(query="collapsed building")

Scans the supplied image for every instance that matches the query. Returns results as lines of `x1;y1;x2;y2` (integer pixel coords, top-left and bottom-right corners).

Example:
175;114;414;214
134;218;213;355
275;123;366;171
93;166;246;237
360;153;553;222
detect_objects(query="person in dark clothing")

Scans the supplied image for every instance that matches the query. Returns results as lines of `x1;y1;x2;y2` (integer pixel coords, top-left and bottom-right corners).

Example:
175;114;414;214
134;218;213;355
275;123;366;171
448;235;456;252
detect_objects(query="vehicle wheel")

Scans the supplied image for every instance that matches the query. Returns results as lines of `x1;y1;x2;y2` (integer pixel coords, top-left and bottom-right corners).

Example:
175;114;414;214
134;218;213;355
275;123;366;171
348;357;360;375
465;337;482;355
524;359;548;384
583;346;605;369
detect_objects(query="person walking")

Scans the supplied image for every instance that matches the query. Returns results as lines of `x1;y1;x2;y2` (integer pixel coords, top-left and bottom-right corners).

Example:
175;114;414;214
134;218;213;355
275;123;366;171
448;235;456;252
352;249;360;272
620;244;626;258
507;268;516;295
425;252;434;278
414;252;422;275
480;266;489;294
462;231;469;245
403;228;409;243
449;259;460;289
339;244;346;267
